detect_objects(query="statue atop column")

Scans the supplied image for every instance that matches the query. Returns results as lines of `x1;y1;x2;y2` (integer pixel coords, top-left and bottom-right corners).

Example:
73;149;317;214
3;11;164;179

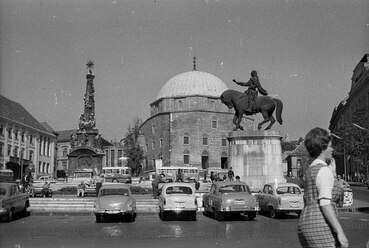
79;60;96;130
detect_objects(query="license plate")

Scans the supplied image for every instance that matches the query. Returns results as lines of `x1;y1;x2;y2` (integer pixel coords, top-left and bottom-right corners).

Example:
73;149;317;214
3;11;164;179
235;200;245;205
176;203;185;208
290;202;299;208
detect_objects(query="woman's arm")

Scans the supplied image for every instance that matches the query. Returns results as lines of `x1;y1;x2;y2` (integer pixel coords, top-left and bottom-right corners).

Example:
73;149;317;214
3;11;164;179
320;204;348;247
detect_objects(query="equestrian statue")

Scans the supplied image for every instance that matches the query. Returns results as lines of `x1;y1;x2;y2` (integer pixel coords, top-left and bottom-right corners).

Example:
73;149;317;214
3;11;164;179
220;70;283;131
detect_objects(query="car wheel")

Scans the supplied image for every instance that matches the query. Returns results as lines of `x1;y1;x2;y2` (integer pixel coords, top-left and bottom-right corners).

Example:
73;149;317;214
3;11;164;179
248;212;256;221
6;209;14;222
214;209;223;221
191;211;197;221
95;214;102;223
130;213;136;222
22;204;28;217
269;207;279;219
112;179;118;183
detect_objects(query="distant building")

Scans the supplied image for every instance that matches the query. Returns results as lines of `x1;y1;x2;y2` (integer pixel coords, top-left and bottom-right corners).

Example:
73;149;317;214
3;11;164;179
329;54;369;177
140;65;253;173
0;95;57;180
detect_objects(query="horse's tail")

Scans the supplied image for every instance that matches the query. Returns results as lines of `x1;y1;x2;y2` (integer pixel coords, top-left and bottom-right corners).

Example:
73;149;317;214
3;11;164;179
275;98;283;125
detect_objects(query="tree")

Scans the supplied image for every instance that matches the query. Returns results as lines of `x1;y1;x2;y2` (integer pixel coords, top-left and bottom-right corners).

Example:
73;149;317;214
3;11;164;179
333;111;369;179
122;118;145;176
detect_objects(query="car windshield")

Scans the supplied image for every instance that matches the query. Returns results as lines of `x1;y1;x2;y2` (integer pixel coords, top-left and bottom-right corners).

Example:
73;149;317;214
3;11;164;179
166;186;192;195
276;186;301;195
219;184;250;194
99;188;130;196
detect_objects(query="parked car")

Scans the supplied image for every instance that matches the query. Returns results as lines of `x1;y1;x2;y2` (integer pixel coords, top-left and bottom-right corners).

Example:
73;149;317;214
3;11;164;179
0;182;30;222
202;181;259;221
94;183;136;223
34;176;56;184
255;182;304;218
158;182;198;221
29;182;53;197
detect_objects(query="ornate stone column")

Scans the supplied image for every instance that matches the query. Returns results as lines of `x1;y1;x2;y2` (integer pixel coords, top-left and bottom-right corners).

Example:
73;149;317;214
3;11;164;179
228;130;285;191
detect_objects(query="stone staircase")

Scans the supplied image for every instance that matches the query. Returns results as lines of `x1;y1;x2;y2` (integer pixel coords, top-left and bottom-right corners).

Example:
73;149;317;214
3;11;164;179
29;195;160;213
29;193;206;213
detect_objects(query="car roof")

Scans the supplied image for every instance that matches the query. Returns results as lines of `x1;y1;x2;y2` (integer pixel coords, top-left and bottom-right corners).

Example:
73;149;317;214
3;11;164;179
213;181;249;187
162;182;195;189
100;183;131;189
265;182;301;188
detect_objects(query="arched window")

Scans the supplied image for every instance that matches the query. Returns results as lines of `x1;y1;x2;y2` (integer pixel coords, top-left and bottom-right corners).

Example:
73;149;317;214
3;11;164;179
183;132;190;145
201;150;209;169
183;150;190;165
211;116;218;129
202;133;208;146
221;135;228;147
178;100;183;111
221;151;228;169
210;101;215;111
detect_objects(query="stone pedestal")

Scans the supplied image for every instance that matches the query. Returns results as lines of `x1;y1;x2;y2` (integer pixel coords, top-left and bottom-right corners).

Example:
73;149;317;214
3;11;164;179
228;130;285;191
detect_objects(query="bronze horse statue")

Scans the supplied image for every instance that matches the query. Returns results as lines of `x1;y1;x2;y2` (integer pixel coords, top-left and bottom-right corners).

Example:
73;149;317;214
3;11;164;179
220;89;283;131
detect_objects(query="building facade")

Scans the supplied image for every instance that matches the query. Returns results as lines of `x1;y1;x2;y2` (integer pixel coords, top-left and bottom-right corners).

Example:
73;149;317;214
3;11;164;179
329;54;369;179
0;95;57;180
140;68;253;174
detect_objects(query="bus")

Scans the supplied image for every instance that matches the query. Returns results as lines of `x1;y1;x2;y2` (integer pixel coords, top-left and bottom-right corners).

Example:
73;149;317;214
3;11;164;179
156;166;199;183
73;169;94;183
101;167;132;184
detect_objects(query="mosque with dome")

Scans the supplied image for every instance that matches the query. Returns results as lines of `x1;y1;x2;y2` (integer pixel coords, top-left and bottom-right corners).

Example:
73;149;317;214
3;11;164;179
139;61;253;173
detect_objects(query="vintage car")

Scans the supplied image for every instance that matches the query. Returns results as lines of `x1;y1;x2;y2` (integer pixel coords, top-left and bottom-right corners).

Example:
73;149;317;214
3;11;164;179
94;183;136;222
202;181;259;221
158;182;198;221
255;182;304;218
34;176;56;184
0;182;30;222
29;182;53;197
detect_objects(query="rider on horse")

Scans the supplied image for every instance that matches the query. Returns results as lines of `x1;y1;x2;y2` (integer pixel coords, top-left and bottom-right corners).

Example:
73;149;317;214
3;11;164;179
233;70;268;112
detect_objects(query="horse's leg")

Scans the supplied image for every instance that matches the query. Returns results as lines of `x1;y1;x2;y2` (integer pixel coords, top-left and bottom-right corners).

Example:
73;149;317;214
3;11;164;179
233;111;244;131
265;114;276;130
257;110;270;130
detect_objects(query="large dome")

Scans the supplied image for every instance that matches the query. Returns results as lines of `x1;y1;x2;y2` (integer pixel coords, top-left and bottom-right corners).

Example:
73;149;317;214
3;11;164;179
156;71;229;100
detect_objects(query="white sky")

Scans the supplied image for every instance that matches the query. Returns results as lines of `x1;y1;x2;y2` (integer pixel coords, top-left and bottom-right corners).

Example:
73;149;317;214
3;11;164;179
1;0;368;141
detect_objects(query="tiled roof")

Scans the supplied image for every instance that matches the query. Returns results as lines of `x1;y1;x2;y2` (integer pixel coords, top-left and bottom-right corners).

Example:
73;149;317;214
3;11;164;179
288;142;308;157
0;95;54;135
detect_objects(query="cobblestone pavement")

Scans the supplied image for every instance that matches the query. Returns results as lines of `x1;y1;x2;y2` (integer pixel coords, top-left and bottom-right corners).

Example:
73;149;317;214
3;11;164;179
1;210;369;248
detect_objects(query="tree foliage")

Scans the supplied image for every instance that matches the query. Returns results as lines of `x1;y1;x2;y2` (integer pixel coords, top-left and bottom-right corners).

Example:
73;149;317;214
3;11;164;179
333;112;369;166
122;117;145;176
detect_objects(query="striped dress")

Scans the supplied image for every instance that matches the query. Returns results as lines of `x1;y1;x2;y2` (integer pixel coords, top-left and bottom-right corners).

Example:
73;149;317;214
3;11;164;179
297;163;343;247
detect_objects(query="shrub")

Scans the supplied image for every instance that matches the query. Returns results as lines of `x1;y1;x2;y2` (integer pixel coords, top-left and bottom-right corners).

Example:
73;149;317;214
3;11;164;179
130;185;152;194
57;186;77;195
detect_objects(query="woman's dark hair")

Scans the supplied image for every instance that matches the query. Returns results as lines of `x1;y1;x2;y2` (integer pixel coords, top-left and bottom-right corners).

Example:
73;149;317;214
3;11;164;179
304;127;331;158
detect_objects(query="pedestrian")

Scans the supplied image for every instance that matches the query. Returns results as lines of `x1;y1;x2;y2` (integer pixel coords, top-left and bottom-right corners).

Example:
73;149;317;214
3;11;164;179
77;181;86;197
235;176;240;182
297;127;348;248
228;167;235;181
210;171;215;182
152;173;165;199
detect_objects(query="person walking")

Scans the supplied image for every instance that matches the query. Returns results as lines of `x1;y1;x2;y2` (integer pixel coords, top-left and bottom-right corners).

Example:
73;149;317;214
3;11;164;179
297;127;348;248
228;167;235;181
152;174;165;199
